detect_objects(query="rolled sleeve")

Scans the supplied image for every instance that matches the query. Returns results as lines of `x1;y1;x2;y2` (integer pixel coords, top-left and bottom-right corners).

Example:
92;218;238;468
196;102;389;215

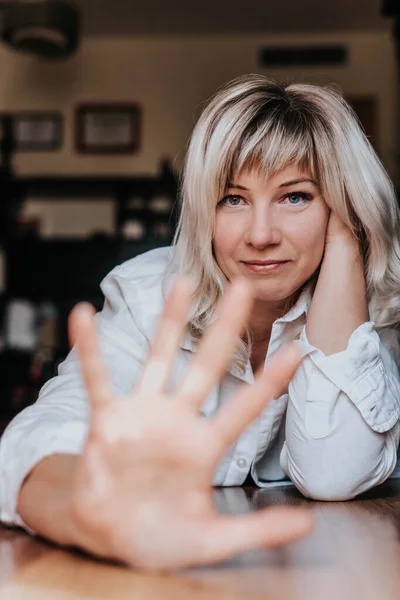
301;322;400;433
281;322;400;501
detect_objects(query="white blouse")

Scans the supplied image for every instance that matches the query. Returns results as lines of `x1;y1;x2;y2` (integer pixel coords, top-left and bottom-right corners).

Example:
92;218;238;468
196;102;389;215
1;246;400;530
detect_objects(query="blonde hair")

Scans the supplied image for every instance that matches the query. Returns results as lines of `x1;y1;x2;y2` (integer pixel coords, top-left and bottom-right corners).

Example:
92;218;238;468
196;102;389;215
171;74;400;368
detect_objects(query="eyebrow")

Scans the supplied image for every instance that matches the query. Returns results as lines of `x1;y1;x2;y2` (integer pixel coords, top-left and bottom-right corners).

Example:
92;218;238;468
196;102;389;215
227;178;318;191
278;178;318;188
227;183;249;190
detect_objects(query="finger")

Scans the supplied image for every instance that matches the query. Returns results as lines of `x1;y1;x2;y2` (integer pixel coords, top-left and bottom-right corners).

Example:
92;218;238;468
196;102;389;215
138;277;195;395
211;344;304;455
175;278;253;409
69;302;114;409
197;507;313;566
68;301;96;349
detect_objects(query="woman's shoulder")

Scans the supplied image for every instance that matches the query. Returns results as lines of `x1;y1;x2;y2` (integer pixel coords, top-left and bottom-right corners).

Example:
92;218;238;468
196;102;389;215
99;246;174;337
110;246;173;283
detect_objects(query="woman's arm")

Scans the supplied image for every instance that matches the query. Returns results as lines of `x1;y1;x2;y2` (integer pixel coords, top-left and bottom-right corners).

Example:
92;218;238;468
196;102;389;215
17;455;98;550
17;453;132;559
281;214;400;500
1;275;312;569
281;337;400;500
306;212;369;355
0;263;149;530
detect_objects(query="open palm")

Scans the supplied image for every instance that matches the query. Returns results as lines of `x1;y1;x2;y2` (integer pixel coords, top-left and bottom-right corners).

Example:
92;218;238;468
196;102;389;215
69;277;313;569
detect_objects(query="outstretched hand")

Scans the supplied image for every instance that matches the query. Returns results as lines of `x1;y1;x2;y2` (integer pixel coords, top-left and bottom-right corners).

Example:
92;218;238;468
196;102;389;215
68;276;313;570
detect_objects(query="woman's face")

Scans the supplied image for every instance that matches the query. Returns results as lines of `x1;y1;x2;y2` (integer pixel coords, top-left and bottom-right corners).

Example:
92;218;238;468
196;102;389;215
213;165;330;309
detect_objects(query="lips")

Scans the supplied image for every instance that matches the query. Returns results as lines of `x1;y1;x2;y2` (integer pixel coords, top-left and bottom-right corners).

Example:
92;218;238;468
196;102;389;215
243;260;288;266
241;260;290;274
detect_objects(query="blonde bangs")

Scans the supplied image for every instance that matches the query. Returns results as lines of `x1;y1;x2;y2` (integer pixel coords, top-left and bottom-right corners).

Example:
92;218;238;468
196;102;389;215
224;109;318;190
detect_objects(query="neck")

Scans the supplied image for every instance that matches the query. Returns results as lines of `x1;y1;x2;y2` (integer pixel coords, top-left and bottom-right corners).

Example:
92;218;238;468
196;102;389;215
248;297;292;342
248;299;290;373
248;290;304;372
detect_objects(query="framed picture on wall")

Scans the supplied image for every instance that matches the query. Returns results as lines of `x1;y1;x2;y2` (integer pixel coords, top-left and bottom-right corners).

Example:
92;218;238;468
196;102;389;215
75;103;141;154
12;112;63;151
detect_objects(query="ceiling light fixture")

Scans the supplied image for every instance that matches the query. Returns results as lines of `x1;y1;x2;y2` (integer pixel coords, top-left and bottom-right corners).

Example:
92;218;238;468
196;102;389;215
0;0;80;59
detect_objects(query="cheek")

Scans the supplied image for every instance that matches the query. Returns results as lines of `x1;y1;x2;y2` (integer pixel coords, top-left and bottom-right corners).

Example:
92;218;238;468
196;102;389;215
288;213;328;266
213;214;244;258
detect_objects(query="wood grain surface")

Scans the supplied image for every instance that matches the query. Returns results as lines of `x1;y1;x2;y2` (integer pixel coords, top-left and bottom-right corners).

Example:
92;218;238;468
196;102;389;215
1;481;400;599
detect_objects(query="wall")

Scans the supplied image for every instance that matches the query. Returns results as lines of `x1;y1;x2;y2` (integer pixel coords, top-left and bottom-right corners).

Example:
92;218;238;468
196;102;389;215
0;29;396;252
0;30;396;180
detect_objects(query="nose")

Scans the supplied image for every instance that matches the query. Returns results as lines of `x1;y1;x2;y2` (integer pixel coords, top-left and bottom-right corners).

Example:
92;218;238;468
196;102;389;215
245;207;282;249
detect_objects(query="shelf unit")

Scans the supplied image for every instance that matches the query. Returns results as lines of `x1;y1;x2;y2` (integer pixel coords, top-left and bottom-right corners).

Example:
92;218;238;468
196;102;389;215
0;161;179;421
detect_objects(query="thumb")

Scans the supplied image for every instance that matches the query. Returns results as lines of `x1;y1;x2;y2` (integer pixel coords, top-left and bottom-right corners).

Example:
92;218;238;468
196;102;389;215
198;507;314;565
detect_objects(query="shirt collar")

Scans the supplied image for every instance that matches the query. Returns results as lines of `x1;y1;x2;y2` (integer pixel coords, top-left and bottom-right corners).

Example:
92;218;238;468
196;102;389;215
179;281;313;353
274;281;312;324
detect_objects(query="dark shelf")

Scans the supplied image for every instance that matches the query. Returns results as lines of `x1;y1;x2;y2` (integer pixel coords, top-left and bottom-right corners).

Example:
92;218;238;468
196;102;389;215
0;163;179;418
5;236;171;300
18;174;176;199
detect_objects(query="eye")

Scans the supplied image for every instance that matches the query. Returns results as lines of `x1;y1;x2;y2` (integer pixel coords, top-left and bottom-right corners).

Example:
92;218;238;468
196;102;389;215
217;194;246;207
280;192;313;206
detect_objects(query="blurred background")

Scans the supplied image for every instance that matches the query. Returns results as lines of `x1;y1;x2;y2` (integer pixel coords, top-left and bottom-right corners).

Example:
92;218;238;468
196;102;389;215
0;0;398;430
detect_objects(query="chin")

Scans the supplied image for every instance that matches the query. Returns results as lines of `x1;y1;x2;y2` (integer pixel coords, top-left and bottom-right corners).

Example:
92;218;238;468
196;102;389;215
252;286;296;305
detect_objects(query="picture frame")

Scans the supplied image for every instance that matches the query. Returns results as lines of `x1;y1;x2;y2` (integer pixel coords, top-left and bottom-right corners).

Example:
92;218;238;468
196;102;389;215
75;103;141;154
12;111;63;151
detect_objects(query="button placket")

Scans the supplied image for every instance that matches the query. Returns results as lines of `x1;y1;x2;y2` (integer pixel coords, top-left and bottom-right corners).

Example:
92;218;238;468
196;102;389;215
223;419;259;485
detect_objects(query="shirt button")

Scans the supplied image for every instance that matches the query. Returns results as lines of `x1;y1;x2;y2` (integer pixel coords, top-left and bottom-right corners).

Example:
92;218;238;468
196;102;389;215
236;458;247;468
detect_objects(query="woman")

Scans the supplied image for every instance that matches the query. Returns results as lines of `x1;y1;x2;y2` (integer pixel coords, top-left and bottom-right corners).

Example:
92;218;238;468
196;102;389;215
1;74;400;569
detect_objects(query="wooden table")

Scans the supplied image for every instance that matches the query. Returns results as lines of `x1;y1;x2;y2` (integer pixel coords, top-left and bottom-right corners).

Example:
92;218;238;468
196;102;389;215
1;481;400;599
